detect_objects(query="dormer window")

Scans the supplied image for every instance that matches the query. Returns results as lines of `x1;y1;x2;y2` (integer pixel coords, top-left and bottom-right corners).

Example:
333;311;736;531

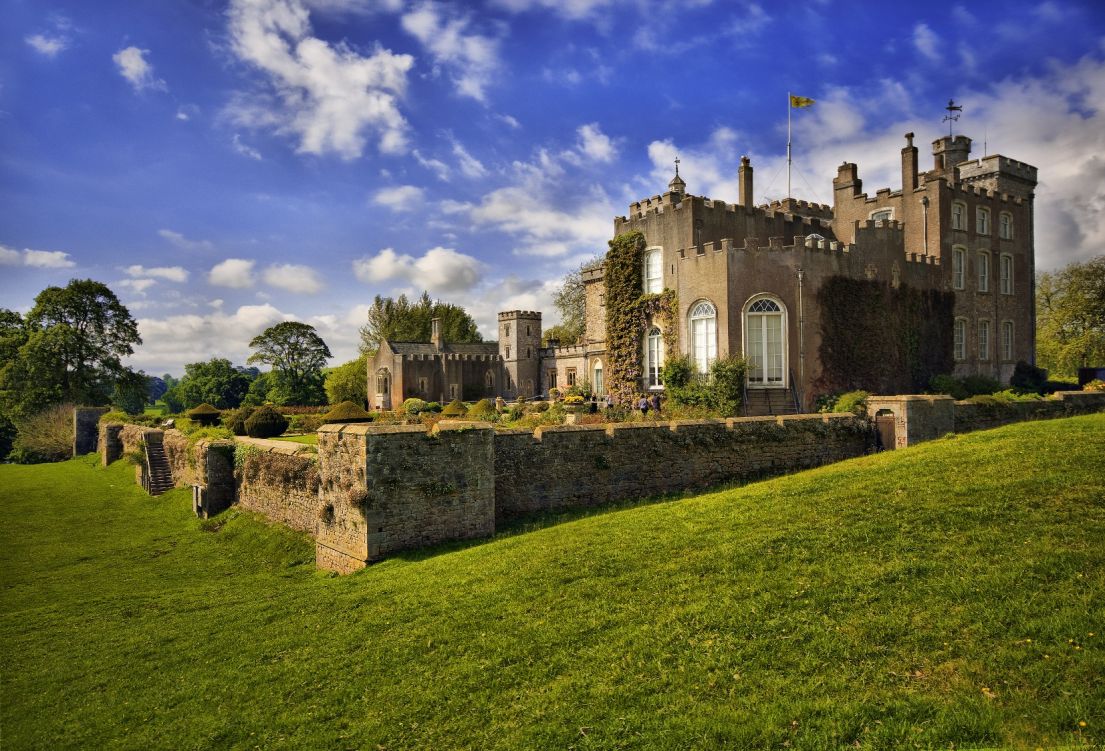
977;207;991;235
644;248;662;294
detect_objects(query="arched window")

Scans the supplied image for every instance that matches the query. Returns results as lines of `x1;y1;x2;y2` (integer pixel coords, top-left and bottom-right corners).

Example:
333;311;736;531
375;368;390;395
643;248;662;294
593;360;604;397
744;296;786;387
952;246;966;290
645;327;664;388
954;318;967;361
485;370;494;391
688;300;717;374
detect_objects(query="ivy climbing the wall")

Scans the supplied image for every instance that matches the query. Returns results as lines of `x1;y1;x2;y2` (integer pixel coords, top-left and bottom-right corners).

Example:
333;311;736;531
604;231;678;404
816;277;955;396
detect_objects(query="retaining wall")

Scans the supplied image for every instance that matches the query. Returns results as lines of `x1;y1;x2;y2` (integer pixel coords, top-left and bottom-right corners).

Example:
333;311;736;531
236;440;321;534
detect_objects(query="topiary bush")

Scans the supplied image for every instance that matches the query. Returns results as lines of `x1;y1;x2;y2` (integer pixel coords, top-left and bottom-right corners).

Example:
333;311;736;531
422;401;442;413
962;375;1001;396
244;405;289;438
441;399;468;417
187;403;222;427
1010;360;1048;394
708;356;747;416
401;398;427;416
467;399;495;419
222;406;255;436
929;374;968;401
832;390;870;416
289;413;326;432
322;400;373;424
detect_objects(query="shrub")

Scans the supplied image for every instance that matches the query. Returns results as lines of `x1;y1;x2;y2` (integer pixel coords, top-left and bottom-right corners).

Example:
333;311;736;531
529;401;550;413
99;411;161;427
563;395;584;405
1044;380;1080;394
10;403;74;464
833;390;870;415
322;401;373;424
244;405;289;438
401;398;427;416
423;402;442;413
467;399;496;419
661;355;695;389
290;413;327;432
962;375;1001;396
708;356;747;416
187;403;222;427
505;403;524;422
815;394;839;413
222;406;255;436
990;389;1042;402
548;387;560;401
441;399;468;417
1085;379;1105;392
929;374;968;401
1010;360;1048;394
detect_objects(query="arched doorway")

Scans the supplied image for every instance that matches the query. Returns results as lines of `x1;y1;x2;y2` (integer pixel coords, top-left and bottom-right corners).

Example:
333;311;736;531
744;296;787;388
593;360;604;397
644;327;664;390
375;368;391;410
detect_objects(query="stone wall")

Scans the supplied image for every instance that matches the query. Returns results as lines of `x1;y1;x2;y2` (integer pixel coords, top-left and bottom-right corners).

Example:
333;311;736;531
236;441;321;534
494;414;871;523
73;407;108;456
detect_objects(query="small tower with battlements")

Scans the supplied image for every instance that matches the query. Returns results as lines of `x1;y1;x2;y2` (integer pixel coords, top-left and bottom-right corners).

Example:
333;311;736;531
498;310;541;399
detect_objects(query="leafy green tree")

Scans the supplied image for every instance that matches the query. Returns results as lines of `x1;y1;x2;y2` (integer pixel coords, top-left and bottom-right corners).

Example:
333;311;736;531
0;280;140;419
112;370;151;415
543;256;603;347
324;355;368;406
359;292;481;354
175;358;254;410
248;322;331;406
241;371;273;406
1037;256;1105;377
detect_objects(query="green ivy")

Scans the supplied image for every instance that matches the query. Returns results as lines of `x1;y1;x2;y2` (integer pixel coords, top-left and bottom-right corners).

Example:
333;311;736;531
604;231;678;404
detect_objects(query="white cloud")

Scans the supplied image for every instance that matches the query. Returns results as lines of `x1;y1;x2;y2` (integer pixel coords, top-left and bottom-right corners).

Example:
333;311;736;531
26;34;67;57
120;278;158;294
413;149;451;180
226;0;413;159
400;2;499;102
232;133;263;160
452;139;487;178
912;23;939;62
113;46;167;91
576;123;616;163
23;249;76;268
125;265;189;283
158;229;214;251
372;184;425;210
0;245;20;265
497;113;521;129
488;0;618;21
208;258;256;288
263;263;325;293
352;246;482;293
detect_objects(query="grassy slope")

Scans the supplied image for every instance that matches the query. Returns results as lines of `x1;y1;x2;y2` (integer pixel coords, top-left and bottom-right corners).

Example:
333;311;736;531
1;416;1103;750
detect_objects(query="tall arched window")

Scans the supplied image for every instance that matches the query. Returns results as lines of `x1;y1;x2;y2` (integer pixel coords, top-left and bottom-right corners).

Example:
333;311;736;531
744;296;786;387
689;300;717;374
645;327;664;388
593;360;604;397
643;248;662;294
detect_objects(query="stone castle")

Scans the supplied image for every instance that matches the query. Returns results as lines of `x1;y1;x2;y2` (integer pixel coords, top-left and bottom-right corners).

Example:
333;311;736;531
370;131;1037;412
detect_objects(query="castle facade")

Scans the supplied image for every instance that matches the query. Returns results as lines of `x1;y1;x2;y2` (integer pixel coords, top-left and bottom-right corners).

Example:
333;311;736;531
370;132;1037;413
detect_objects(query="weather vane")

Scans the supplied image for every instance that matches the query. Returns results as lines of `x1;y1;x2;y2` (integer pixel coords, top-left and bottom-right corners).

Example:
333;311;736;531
674;156;680;177
943;99;963;137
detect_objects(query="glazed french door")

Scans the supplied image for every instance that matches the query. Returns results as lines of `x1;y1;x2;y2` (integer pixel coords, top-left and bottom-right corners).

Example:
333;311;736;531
746;299;785;387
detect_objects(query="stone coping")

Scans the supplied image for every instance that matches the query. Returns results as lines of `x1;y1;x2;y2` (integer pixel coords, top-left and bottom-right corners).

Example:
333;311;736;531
235;435;314;456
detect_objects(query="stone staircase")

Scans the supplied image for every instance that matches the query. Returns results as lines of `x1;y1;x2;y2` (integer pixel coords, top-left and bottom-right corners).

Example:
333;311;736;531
145;440;174;496
744;388;798;417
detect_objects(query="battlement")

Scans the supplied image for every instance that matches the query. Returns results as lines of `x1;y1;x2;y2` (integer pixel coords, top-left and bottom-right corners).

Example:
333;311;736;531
400;352;503;363
625;190;684;219
676;235;853;259
581;265;605;282
546;343;587;357
765;198;834;220
947;181;1027;205
498;310;542;320
959;154;1038;183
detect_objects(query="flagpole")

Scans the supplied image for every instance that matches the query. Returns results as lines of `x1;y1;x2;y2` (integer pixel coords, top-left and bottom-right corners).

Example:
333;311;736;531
786;91;792;201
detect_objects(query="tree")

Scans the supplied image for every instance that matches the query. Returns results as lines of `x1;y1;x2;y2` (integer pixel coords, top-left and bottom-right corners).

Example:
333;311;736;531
547;256;603;346
112;369;151;415
0;280;140;420
1037;256;1105;377
174;358;255;410
248;322;332;406
324;355;368;406
359;292;481;354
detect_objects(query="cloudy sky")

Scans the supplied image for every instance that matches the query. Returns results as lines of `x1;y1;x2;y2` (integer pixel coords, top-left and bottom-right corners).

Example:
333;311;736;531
3;0;1104;376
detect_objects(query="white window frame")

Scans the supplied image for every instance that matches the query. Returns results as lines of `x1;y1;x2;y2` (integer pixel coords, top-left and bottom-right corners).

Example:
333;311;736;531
976;206;991;235
1001;320;1014;361
870;208;893;223
643;247;663;294
977;250;990;293
743;295;788;388
978;320;991;361
688;300;718;374
952;246;966;290
645;327;664;389
593;361;604;397
954;318;967;361
951;201;967;231
999;212;1014;240
1000;253;1014;295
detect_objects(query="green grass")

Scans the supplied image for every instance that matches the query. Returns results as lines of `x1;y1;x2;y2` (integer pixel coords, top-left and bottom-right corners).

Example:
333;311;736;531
272;433;318;445
2;415;1104;750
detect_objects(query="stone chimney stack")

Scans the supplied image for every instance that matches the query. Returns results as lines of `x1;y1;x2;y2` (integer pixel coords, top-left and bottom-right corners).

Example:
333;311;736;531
833;162;862;198
901;132;919;192
738;156;754;209
431;317;443;350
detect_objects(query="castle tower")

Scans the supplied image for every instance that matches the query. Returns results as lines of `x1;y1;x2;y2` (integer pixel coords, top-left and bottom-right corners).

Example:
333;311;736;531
498;310;541;400
932;135;972;174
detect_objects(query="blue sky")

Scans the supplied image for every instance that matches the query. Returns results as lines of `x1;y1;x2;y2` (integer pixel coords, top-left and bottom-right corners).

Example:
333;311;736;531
3;0;1104;375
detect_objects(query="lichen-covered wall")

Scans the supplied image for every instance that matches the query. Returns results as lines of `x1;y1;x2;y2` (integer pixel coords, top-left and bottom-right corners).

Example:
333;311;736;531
494;414;871;523
236;445;321;534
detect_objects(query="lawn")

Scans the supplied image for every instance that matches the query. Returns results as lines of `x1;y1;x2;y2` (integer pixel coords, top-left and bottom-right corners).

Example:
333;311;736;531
272;433;319;445
1;414;1103;750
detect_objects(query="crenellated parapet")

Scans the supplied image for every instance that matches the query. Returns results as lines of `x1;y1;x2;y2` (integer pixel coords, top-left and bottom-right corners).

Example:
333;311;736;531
498;310;542;320
400;352;504;363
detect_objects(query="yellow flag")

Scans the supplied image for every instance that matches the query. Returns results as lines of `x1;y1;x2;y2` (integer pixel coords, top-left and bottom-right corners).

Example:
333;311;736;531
790;94;815;108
